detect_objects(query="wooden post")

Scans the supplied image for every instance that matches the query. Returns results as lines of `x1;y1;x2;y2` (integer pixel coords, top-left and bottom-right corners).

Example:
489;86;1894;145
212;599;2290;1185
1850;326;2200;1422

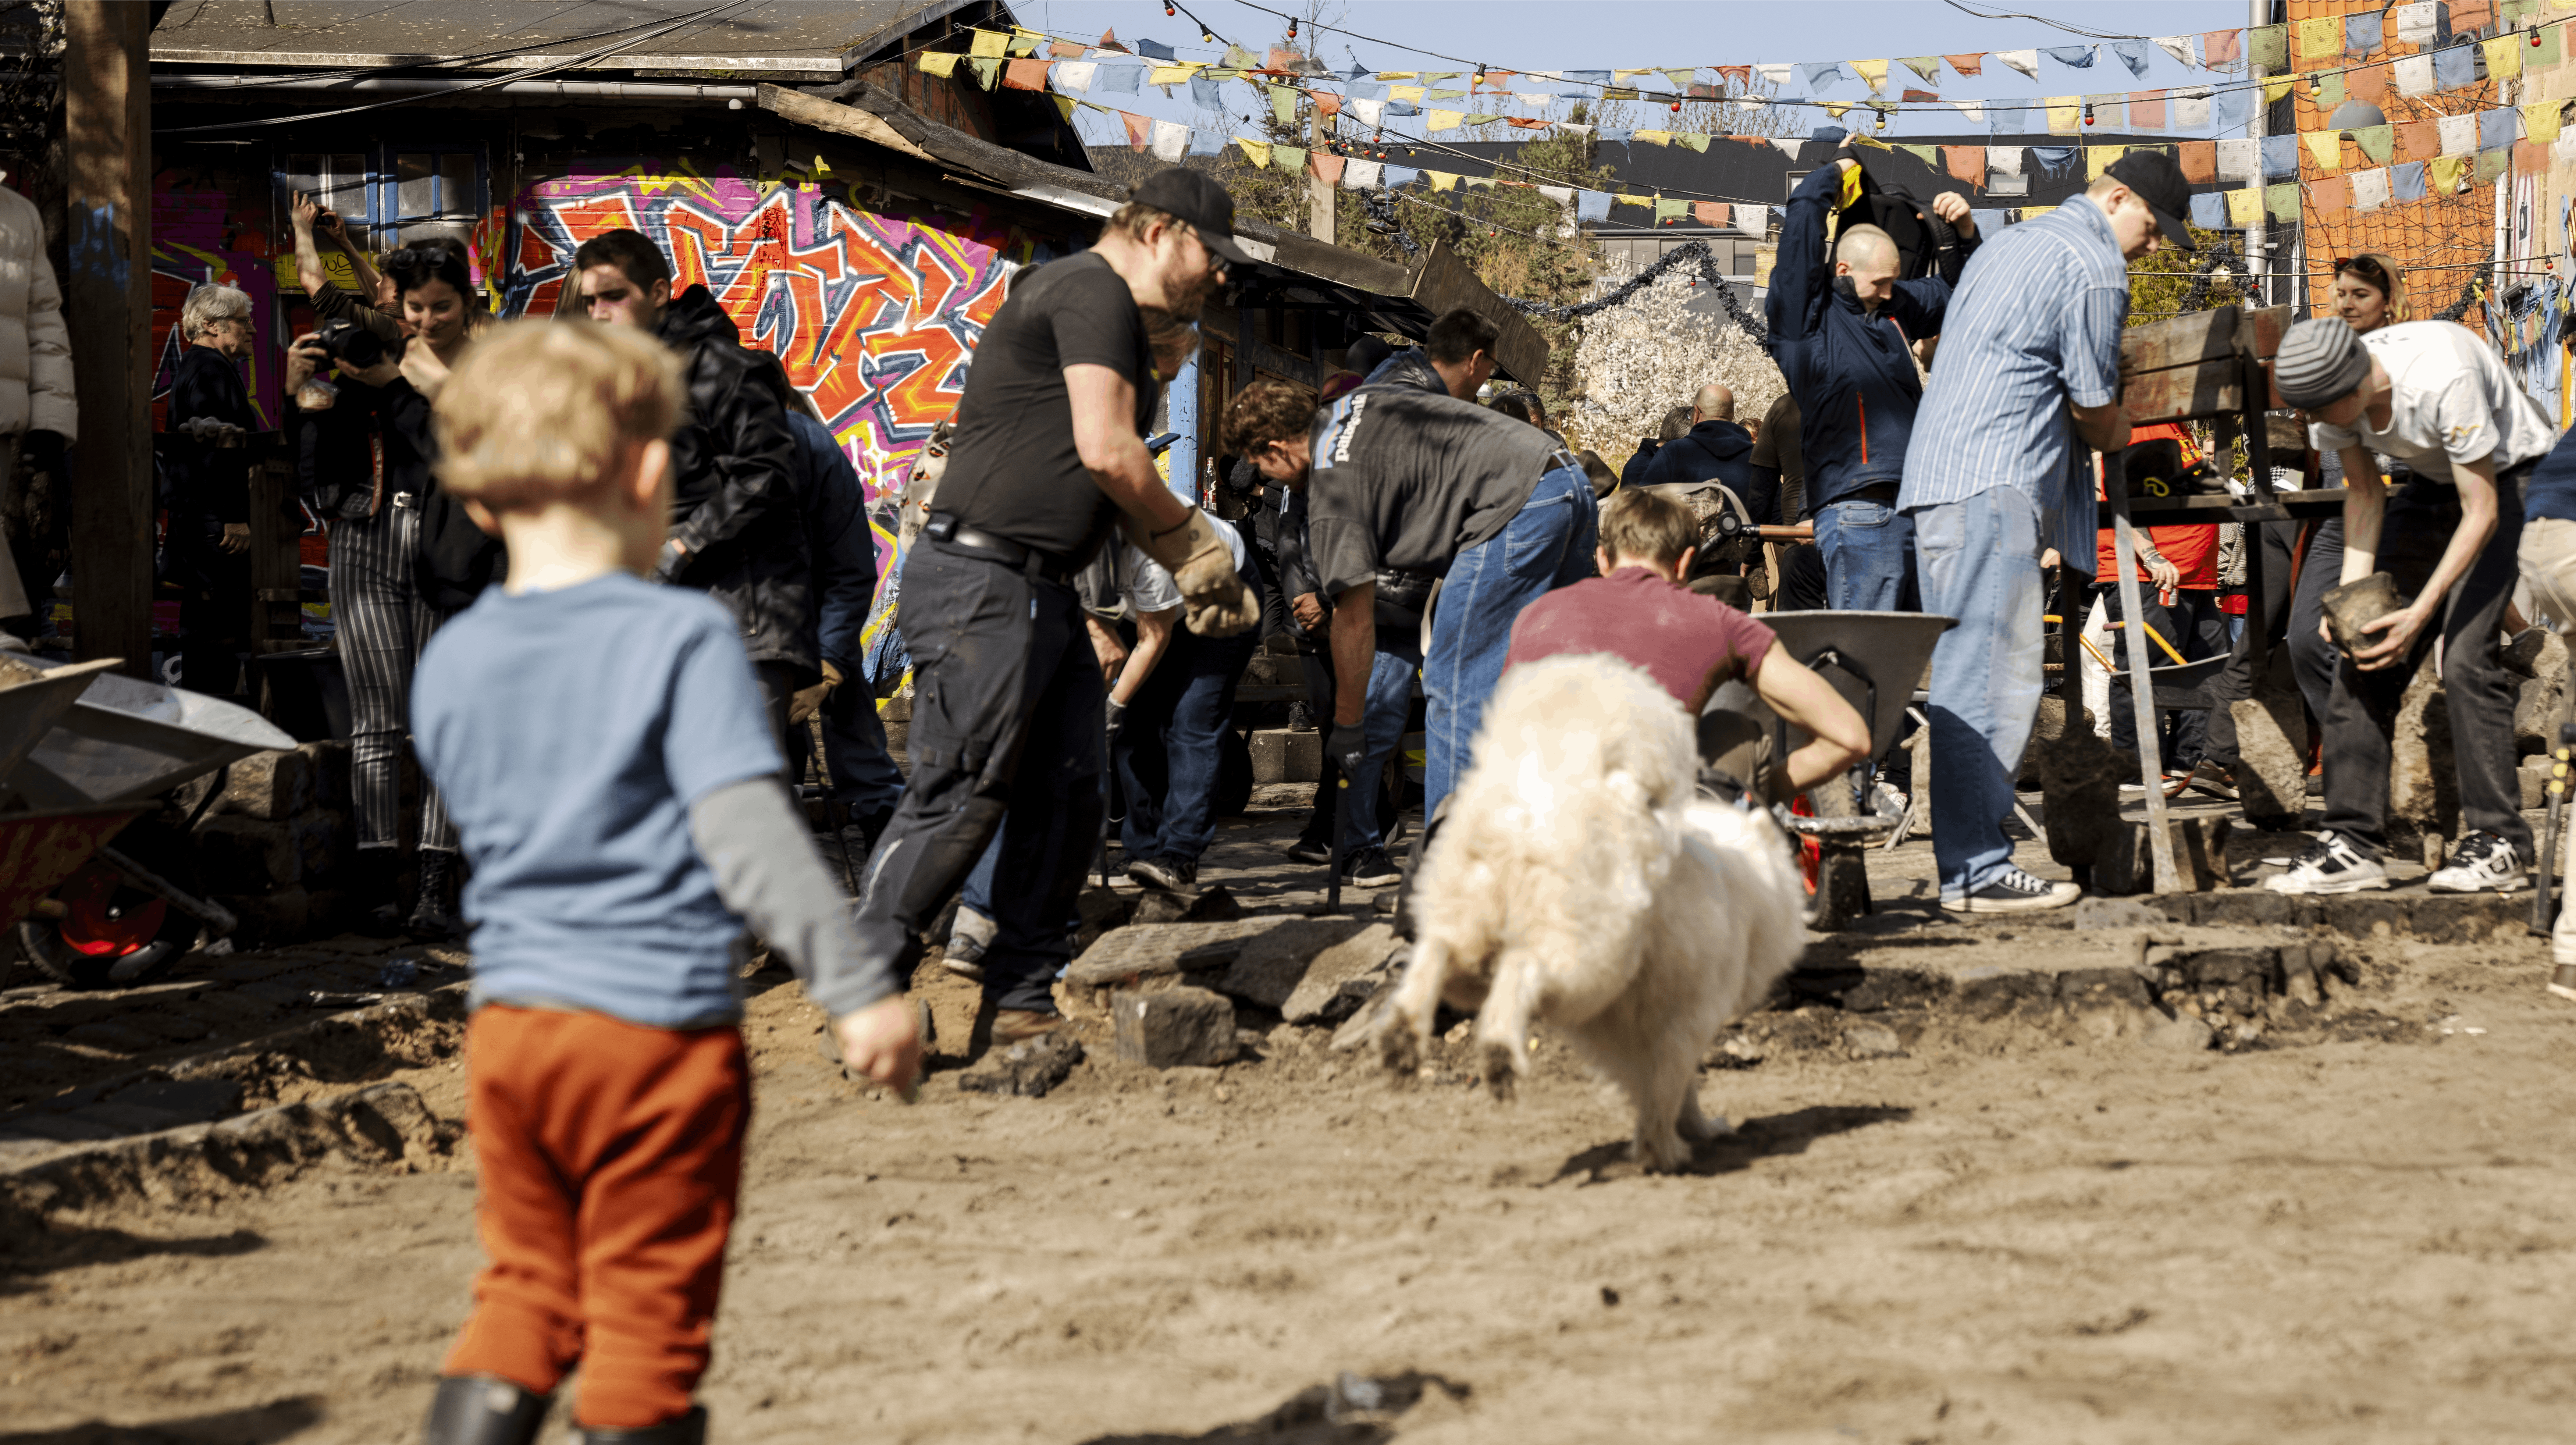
1308;106;1335;245
63;2;153;679
2105;447;2180;894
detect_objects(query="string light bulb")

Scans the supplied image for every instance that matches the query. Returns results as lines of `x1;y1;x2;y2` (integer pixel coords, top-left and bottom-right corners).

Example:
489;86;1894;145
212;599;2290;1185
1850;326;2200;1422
2082;102;2096;127
1286;18;1298;38
1164;2;1175;14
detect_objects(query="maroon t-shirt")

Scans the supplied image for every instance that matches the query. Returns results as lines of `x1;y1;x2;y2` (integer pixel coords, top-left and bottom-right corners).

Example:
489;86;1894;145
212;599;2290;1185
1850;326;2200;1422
1504;567;1777;710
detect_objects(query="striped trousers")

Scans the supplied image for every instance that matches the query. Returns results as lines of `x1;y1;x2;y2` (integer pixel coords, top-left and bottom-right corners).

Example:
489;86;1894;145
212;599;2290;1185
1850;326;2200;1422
330;498;456;852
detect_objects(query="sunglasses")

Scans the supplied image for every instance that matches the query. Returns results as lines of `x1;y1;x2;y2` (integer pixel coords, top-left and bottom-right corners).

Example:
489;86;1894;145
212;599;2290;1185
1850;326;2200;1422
2333;255;2391;287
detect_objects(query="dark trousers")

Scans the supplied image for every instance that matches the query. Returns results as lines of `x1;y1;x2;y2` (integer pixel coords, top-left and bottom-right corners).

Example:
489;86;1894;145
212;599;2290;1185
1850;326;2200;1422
2202;518;2301;769
2286;515;2352;727
171;527;250;699
852;541;1103;1013
2320;469;2532;859
1116;623;1257;865
2097;582;2230;770
820;667;904;818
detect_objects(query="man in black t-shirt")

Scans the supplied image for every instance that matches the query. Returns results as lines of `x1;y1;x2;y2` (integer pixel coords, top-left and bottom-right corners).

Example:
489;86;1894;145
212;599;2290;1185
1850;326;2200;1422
1224;372;1597;824
851;168;1258;1042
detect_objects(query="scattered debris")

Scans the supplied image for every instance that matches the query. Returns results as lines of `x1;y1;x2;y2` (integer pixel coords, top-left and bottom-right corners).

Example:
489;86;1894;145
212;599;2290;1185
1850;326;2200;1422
958;1034;1085;1098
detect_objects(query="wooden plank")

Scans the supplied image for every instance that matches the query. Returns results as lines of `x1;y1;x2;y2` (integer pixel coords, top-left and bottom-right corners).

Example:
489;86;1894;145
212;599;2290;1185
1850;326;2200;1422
2120;306;2238;377
757;84;938;163
1406;240;1550;387
64;2;153;681
2123;364;2241;424
2242;305;2292;359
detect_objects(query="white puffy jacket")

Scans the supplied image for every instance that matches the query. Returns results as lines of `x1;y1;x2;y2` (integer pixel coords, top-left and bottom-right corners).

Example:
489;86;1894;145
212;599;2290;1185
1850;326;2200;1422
0;184;73;441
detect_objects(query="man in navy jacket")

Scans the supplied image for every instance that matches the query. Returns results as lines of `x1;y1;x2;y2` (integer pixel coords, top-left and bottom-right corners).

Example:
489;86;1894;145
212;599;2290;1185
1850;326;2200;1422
1767;136;1978;611
1639;382;1780;526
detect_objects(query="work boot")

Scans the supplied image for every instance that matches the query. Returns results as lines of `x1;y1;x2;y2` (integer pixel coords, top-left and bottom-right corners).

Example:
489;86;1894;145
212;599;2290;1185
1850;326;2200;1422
423;1375;551;1445
407;848;467;940
575;1407;706;1444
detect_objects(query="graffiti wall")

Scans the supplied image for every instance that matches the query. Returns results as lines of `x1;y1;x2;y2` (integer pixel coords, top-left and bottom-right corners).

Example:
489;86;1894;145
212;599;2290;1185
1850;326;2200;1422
150;168;282;428
503;163;1071;676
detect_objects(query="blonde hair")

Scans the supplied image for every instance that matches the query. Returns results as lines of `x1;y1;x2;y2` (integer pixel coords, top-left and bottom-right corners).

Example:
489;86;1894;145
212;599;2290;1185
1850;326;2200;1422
182;283;250;339
1598;487;1696;566
433;318;684;511
2337;252;2412;324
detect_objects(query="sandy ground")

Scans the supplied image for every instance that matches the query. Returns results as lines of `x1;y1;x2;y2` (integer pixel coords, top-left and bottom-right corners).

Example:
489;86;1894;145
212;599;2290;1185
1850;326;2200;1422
9;786;2576;1444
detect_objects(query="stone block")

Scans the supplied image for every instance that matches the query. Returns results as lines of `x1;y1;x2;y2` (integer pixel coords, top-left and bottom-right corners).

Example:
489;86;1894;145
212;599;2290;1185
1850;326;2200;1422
2038;723;2132;871
291;808;348;885
2408;892;2524;945
2176;946;2274;991
204;748;311;822
2386;664;2456;859
957;1035;1085;1098
2072;896;2179;929
1132;884;1245;925
1836;966;1953;1014
2521;755;2553;811
1111;986;1238;1068
1250;728;1321;784
1843;1022;1906;1058
2057;967;2154;1011
2139;1009;2215;1051
195;815;301;891
1281;923;1405;1023
2230;656;2310;826
298;741;352;812
2511;629;2569;755
2186;889;2303;930
1060;918;1286;1017
1187;917;1368;1009
2325;893;2411;939
1953;965;2055;1021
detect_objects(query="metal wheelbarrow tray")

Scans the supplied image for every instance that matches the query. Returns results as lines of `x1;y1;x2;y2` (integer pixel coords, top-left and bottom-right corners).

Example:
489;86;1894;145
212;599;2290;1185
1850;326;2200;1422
6;663;298;809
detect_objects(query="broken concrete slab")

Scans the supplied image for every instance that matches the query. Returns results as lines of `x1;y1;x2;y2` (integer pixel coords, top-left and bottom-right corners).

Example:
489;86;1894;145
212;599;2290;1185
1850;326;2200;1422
1181;918;1369;1010
1131;885;1245;926
1281;925;1406;1024
1061;917;1326;1018
1111;986;1238;1068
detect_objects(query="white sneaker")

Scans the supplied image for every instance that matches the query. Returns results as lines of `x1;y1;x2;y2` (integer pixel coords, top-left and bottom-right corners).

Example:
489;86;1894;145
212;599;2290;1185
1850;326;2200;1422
2264;831;2389;895
1941;866;2081;914
2426;830;2529;894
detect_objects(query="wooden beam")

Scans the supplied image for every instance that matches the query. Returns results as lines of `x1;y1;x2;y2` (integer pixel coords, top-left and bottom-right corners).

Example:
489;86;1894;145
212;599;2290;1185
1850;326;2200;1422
64;2;152;680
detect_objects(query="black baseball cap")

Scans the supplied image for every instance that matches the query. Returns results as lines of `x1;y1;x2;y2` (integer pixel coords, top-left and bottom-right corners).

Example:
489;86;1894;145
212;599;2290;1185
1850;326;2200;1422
2103;150;2196;252
1130;167;1256;268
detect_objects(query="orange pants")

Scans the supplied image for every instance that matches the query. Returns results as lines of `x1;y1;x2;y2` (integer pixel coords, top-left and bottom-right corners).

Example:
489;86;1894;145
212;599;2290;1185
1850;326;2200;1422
443;1006;748;1430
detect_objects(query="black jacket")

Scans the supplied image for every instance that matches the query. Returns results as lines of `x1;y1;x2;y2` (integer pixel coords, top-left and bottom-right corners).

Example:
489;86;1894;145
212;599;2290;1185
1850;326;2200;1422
1364;347;1448;398
165;346;256;528
653;285;814;675
1640;419;1782;526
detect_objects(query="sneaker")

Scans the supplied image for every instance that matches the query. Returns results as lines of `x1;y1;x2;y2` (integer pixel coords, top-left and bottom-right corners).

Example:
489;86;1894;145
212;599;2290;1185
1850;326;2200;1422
1343;846;1402;888
1941;867;2082;914
1284;835;1333;865
2427;830;2529;894
940;935;987;982
1128;856;1198;894
2264;831;2389;895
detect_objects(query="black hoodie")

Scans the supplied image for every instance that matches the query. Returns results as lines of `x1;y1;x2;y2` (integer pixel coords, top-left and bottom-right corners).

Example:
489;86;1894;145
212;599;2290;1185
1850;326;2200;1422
651;284;814;677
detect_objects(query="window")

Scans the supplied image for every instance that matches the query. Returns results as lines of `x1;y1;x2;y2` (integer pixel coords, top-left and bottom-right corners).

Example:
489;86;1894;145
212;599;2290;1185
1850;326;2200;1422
387;149;482;249
281;152;370;231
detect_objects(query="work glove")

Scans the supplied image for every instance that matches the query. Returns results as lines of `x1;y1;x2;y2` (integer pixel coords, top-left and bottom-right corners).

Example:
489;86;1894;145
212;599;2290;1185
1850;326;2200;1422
788;660;842;728
1106;697;1128;741
1130;508;1257;637
1327;721;1368;780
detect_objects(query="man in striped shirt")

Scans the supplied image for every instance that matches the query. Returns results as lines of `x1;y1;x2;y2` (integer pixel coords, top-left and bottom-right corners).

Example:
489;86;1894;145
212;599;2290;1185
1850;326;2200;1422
1898;151;2192;913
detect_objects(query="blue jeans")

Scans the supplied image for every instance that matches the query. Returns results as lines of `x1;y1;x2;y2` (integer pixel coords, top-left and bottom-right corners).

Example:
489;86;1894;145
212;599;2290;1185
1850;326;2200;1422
1912;487;2047;903
1423;464;1598;818
820;663;904;817
1342;632;1423;853
1813;497;1920;611
1115;623;1257;864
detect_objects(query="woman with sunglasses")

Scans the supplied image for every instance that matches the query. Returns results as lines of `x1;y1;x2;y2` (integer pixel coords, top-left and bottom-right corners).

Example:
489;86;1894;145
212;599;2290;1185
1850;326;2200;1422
2283;254;2413;731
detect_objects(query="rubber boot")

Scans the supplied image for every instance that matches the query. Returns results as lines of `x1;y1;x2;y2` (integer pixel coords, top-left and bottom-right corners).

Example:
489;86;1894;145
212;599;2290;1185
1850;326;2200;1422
423;1375;551;1445
576;1406;708;1444
406;847;466;940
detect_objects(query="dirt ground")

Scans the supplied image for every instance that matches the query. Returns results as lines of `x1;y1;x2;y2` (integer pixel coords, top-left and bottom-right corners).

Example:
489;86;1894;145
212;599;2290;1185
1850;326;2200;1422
9;788;2576;1444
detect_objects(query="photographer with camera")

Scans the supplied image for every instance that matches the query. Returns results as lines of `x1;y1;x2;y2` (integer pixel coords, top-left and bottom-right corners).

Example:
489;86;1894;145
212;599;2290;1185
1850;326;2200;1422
290;191;401;350
284;239;494;937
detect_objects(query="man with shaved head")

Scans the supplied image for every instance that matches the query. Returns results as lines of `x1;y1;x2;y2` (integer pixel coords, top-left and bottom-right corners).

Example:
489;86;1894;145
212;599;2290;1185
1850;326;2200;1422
1766;131;1979;612
1640;379;1779;534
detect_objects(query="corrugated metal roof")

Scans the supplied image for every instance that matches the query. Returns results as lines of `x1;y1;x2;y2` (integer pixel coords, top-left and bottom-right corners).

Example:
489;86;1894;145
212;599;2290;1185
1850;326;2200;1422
150;1;974;76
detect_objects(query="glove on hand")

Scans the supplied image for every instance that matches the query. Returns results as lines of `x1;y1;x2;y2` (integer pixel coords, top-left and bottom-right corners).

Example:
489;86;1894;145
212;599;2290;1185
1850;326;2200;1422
1326;721;1368;780
787;660;842;728
1105;697;1128;740
1131;508;1257;637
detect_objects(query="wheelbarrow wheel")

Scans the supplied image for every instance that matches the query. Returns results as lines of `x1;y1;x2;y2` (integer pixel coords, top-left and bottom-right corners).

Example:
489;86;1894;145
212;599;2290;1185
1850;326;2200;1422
1798;775;1872;932
19;828;206;990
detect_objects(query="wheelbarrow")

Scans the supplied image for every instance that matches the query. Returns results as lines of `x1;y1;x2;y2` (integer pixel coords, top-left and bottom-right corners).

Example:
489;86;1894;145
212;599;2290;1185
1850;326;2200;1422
1704;611;1959;930
0;656;296;989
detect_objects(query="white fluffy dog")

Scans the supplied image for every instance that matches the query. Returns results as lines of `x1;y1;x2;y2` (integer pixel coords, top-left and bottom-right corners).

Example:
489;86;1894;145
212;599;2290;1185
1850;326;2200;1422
1368;654;1807;1171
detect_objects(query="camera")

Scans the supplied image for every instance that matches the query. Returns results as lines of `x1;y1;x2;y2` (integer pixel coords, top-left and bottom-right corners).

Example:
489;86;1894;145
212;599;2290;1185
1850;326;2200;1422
310;317;385;370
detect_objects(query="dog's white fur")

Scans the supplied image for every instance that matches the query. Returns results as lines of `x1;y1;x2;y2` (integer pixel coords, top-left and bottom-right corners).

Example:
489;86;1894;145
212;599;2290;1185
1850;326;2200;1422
1373;654;1807;1171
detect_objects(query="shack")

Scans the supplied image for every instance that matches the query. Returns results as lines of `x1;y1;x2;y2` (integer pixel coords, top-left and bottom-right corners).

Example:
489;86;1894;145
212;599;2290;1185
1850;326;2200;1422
138;0;1546;675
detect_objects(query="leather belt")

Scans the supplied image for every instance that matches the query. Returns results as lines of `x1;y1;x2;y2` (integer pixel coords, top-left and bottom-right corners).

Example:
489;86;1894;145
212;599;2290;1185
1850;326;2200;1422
924;512;1073;583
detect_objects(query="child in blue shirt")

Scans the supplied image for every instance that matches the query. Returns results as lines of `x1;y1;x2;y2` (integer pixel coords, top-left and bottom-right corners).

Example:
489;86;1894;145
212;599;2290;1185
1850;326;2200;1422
409;318;918;1445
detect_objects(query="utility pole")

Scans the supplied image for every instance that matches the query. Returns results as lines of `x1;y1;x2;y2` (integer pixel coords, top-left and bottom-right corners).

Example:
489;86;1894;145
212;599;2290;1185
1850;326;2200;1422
63;2;152;679
1309;103;1335;245
2248;0;2269;309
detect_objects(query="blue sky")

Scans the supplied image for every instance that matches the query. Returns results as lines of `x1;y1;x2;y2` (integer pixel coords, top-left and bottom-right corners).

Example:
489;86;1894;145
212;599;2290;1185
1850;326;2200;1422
1009;1;2266;146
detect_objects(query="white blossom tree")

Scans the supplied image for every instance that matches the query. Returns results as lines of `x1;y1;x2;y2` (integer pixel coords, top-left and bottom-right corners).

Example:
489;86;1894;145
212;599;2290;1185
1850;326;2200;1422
1562;261;1785;469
